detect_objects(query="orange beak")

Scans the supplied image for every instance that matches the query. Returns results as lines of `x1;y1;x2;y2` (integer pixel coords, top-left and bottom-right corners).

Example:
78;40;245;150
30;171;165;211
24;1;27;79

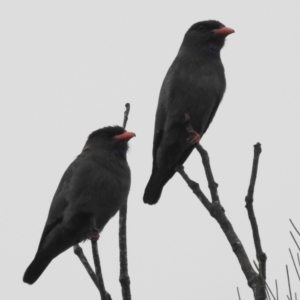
212;27;235;36
114;131;136;141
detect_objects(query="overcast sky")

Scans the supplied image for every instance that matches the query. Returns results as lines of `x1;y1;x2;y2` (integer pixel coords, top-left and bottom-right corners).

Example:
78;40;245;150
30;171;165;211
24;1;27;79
1;1;300;299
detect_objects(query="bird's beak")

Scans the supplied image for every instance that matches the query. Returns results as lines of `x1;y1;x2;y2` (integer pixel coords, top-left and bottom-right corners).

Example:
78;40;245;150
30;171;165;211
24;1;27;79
114;131;136;141
212;27;235;36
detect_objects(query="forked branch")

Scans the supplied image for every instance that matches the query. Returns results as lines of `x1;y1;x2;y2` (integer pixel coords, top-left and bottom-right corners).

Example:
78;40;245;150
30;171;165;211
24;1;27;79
178;117;266;300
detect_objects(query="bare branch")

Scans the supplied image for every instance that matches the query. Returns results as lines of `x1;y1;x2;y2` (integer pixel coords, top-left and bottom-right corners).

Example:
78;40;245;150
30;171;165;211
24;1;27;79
276;280;279;300
91;240;111;300
195;144;220;203
286;265;293;300
266;288;271;300
253;261;275;300
177;162;264;299
237;287;241;300
245;143;267;280
179;117;269;299
123;103;130;129
290;232;300;252
73;244;99;289
289;249;300;282
183;117;220;203
119;103;132;300
175;165;211;210
119;203;131;300
290;220;300;237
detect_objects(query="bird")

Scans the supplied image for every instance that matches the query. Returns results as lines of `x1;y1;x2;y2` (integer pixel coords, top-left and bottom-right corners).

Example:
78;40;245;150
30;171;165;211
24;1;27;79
143;20;234;205
23;126;135;284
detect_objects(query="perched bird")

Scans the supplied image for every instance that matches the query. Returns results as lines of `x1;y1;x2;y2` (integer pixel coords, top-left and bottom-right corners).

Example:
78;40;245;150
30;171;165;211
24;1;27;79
23;126;135;284
144;20;234;205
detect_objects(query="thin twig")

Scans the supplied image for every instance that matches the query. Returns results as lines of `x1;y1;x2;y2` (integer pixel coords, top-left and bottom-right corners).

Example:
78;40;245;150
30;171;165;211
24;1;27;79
286;265;293;300
297;254;300;269
183;117;220;203
195;144;220;203
237;287;241;300
91;240;111;300
73;244;99;289
290;232;300;252
245;143;267;281
289;248;300;281
266;289;271;300
276;280;279;300
119;103;132;300
119;203;131;300
290;220;300;237
175;165;211;210
123;103;130;129
266;284;276;300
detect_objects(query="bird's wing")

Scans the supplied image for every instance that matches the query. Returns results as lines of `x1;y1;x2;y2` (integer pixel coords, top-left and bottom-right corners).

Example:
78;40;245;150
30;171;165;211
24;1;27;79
36;155;81;251
152;88;167;162
202;95;222;135
152;61;178;162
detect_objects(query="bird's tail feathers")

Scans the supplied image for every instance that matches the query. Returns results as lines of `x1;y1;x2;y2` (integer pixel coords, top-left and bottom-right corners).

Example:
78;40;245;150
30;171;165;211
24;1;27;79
143;169;174;205
23;225;76;284
23;252;53;284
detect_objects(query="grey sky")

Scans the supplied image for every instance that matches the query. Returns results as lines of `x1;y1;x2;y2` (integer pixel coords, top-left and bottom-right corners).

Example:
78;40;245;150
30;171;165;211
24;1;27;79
1;1;300;299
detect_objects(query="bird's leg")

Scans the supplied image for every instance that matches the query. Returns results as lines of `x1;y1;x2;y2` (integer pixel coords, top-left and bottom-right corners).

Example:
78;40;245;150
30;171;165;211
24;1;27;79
90;228;100;241
183;113;201;144
89;218;100;241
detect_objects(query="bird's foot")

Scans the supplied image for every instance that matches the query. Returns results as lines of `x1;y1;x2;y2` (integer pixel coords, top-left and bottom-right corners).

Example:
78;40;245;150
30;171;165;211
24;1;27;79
89;227;100;241
187;130;201;144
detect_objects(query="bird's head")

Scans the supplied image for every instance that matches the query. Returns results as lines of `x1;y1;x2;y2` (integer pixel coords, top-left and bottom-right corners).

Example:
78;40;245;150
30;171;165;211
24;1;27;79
86;126;135;155
182;20;234;55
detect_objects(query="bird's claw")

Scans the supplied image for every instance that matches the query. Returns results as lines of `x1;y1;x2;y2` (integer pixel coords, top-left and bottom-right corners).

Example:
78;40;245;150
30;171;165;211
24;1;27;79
187;130;201;144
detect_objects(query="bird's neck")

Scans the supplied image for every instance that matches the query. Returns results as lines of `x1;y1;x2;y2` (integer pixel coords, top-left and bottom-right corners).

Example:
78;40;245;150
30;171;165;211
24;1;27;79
113;143;128;159
179;41;222;59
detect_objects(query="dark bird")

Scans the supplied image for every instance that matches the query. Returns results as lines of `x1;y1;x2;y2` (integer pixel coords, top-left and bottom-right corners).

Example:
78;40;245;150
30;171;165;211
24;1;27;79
144;20;234;205
23;126;135;284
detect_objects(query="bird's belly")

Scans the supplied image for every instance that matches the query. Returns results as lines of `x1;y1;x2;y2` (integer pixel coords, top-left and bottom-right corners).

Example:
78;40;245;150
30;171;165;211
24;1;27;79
64;164;130;236
172;73;225;132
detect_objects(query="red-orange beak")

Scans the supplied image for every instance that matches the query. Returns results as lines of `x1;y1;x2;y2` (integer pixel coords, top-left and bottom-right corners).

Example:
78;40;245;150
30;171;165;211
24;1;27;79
212;27;235;36
114;131;136;141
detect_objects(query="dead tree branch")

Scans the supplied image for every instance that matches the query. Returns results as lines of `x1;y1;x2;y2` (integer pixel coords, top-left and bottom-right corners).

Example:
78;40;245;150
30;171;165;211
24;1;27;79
178;118;266;300
119;103;132;300
73;244;99;289
245;143;267;280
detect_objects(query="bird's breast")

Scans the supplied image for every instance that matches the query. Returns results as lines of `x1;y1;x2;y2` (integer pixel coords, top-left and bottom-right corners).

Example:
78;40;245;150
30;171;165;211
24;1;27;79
167;59;226;127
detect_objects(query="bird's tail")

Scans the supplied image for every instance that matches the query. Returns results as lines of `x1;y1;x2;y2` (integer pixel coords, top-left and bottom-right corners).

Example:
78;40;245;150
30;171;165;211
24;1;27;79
143;169;174;205
23;225;78;284
23;252;53;285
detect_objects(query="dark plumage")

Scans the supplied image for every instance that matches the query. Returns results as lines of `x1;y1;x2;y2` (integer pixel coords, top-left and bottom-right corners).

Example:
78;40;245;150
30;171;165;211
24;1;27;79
23;126;135;284
144;20;234;205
